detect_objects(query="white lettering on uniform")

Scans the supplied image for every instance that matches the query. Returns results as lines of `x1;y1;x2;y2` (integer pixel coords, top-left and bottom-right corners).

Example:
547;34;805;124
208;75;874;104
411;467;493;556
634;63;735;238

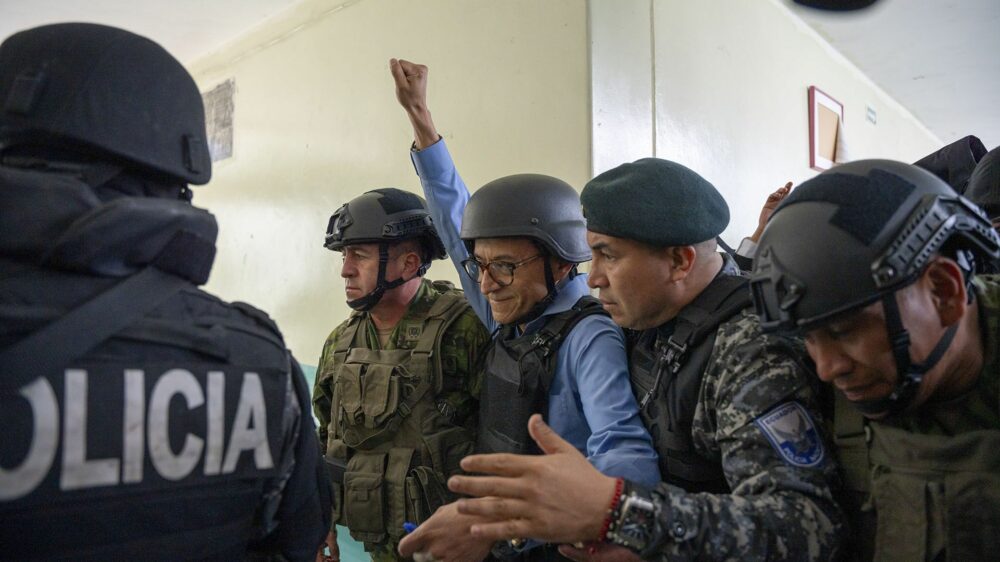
122;369;145;484
222;373;274;472
62;369;120;490
148;369;205;481
203;371;225;476
2;369;275;500
0;378;59;500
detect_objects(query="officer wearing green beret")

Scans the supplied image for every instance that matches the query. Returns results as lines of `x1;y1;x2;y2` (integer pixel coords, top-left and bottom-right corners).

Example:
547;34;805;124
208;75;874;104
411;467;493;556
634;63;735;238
312;188;490;562
752;160;1000;561
449;159;845;561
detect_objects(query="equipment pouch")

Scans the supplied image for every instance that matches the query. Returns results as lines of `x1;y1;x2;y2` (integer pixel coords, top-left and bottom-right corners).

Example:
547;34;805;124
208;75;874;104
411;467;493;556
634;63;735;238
334;365;363;424
361;363;402;428
422;426;475;477
343;451;387;544
405;466;451;525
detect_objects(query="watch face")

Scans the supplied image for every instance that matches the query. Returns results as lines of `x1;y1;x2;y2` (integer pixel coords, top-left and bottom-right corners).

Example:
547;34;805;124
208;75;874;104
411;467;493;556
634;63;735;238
614;495;656;551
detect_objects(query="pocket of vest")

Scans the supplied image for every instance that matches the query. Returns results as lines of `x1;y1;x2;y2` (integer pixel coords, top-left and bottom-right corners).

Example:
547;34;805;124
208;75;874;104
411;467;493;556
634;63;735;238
361;363;402;428
406;465;451;525
335;365;363;424
871;469;928;561
343;451;388;543
422;426;475;477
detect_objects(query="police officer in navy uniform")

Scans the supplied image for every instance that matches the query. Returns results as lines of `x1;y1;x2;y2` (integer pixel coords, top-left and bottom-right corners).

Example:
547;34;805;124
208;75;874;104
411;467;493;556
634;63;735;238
0;23;330;561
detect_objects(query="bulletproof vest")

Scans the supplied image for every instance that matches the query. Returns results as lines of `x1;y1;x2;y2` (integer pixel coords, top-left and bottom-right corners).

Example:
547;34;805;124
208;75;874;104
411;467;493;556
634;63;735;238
834;391;1000;561
629;274;751;493
326;284;474;546
0;167;304;560
0;265;296;561
478;296;608;456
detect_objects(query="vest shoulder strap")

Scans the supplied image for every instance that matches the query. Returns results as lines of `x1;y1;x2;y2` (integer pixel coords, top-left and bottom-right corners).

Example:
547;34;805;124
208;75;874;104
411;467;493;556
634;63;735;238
833;390;872;495
0;265;187;391
533;295;610;392
331;313;364;363
665;274;751;373
412;289;473;395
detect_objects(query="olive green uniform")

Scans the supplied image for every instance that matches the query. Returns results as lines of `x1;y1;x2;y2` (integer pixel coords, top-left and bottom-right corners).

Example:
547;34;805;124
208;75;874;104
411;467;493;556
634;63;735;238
834;275;1000;561
313;279;490;561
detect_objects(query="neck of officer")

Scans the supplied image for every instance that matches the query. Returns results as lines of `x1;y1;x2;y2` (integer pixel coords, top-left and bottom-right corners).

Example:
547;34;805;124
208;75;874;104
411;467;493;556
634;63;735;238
914;299;985;408
368;276;423;332
655;248;724;328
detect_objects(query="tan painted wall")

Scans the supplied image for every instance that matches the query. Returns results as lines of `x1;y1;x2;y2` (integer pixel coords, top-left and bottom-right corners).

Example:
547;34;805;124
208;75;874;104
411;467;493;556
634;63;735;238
187;0;591;363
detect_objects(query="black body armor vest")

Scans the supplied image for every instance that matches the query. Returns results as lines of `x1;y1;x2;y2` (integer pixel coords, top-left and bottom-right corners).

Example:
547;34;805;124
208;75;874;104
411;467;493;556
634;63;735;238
628;274;751;493
477;296;608;455
0;166;329;561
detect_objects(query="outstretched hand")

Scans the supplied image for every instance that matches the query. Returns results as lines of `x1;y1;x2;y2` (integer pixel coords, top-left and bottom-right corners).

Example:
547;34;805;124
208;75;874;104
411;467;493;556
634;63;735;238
389;58;439;149
447;414;618;545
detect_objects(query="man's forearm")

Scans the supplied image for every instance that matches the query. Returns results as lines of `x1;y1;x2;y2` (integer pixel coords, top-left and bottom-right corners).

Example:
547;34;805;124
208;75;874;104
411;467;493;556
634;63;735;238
406;106;439;150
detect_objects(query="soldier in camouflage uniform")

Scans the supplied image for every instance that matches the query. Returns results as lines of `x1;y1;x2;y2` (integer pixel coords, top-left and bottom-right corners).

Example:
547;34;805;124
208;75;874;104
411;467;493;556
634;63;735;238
752;160;1000;561
447;158;846;562
312;188;490;562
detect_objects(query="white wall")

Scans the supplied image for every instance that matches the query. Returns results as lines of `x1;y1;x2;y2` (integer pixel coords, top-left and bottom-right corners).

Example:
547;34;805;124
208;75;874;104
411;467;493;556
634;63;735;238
590;0;942;245
188;0;591;364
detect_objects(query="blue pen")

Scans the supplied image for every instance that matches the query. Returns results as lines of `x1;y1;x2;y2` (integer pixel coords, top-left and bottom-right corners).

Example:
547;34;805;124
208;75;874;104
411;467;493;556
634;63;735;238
403;521;418;534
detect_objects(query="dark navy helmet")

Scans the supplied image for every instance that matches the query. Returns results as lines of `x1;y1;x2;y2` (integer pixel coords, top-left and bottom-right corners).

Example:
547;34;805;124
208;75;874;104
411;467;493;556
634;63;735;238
0;23;211;184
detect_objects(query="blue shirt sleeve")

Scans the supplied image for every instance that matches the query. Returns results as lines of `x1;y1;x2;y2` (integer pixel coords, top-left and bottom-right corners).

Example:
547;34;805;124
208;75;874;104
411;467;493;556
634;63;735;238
410;140;498;333
557;313;662;487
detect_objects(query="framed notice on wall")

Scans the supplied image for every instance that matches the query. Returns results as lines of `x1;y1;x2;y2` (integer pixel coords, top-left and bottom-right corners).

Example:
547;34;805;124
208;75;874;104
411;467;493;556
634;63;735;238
808;86;843;171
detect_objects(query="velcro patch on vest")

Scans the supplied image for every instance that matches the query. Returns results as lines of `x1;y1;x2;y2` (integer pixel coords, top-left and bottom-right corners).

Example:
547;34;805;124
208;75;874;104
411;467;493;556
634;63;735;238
754;401;825;468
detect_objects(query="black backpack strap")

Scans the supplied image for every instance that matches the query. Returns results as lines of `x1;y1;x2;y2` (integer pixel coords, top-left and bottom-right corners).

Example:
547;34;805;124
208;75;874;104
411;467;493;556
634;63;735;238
531;296;609;393
0;265;187;391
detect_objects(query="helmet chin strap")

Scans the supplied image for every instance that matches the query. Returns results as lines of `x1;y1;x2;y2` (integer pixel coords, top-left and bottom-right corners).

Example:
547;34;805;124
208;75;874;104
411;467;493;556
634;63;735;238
509;258;560;327
346;242;427;312
853;291;958;416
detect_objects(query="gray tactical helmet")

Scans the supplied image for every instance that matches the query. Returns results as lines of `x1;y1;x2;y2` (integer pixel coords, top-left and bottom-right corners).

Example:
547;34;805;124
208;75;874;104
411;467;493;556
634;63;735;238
460;174;591;263
325;188;446;311
325;188;446;258
751;159;1000;414
0;23;211;185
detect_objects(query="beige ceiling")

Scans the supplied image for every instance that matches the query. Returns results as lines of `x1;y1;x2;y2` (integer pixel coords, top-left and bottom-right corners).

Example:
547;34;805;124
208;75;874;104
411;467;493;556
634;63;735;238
2;0;997;151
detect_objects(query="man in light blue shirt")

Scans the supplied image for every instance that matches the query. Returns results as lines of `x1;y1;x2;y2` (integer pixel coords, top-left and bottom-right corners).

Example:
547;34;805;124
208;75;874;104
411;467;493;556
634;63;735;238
391;58;658;561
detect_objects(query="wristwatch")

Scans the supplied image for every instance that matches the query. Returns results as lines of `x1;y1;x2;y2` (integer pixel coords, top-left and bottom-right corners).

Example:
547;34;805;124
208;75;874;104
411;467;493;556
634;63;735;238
607;481;662;555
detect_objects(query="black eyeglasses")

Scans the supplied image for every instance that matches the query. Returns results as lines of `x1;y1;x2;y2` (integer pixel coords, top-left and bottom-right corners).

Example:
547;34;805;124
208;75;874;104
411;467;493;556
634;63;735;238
461;254;542;287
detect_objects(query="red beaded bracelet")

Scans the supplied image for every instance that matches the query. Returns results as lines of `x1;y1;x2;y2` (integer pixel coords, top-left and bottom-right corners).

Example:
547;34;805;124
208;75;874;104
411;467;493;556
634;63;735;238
588;477;625;554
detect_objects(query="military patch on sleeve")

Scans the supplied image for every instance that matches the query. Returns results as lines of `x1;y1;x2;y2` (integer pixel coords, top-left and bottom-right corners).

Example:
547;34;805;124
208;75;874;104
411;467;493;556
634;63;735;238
754;401;825;468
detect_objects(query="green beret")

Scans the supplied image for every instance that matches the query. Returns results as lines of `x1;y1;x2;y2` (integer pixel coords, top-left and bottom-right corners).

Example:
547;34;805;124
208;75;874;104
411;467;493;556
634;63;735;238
581;158;730;246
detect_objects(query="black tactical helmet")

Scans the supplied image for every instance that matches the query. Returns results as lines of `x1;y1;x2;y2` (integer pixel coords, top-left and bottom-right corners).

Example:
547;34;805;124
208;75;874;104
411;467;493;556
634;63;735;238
325;188;446;311
751;159;1000;414
325;188;446;257
460;174;591;263
0;23;211;185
